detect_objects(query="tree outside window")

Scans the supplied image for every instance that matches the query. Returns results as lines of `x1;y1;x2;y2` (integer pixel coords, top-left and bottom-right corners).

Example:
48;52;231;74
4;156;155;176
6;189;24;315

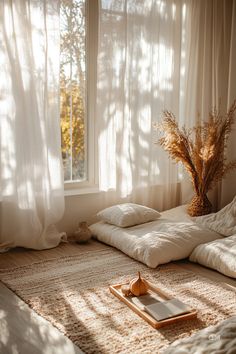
60;0;87;182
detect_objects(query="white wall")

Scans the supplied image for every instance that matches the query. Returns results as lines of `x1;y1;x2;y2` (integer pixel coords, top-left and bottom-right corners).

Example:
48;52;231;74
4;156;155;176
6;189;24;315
57;182;187;235
57;191;129;235
58;166;236;236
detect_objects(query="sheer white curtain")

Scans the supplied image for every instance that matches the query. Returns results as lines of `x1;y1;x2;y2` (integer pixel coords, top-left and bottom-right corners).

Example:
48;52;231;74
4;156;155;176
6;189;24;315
181;0;236;208
96;0;236;211
221;0;236;207
0;0;66;250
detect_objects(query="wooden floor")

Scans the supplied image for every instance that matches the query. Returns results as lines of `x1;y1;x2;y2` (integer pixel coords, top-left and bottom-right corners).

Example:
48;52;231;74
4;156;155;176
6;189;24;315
1;240;236;354
0;282;83;354
0;242;88;354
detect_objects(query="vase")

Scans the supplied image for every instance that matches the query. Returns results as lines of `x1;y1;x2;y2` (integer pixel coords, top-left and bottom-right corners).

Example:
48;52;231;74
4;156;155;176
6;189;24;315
187;194;212;217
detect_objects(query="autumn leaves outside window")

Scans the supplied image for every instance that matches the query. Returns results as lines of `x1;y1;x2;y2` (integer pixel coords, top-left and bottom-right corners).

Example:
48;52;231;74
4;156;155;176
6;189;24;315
60;0;87;182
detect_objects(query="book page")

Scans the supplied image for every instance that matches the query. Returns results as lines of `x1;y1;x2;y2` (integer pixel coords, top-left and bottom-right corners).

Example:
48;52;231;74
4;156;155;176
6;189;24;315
145;298;192;321
130;293;164;311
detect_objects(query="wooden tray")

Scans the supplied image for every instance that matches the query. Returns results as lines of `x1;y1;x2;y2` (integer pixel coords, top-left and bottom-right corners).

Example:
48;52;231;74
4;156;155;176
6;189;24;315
109;281;197;329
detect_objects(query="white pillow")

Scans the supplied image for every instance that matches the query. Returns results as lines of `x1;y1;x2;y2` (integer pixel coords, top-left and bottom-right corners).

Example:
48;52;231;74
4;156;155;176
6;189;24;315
97;203;161;227
195;196;236;236
189;235;236;278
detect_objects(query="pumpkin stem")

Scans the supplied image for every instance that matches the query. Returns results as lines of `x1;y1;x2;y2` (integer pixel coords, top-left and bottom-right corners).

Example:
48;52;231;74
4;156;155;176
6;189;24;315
138;271;141;279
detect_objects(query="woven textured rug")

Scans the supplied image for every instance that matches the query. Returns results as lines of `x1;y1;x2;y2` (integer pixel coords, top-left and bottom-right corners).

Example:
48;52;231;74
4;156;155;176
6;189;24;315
1;241;236;354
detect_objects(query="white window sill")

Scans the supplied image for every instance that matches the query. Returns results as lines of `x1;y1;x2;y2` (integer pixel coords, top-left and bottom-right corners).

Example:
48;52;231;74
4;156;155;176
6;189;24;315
64;186;100;197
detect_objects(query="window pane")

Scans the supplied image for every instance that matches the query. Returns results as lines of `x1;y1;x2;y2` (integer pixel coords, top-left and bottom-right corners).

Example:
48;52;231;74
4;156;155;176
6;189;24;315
60;0;87;182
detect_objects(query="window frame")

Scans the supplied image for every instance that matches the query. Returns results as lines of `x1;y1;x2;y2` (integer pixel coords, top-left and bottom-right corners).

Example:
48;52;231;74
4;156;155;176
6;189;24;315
63;0;98;193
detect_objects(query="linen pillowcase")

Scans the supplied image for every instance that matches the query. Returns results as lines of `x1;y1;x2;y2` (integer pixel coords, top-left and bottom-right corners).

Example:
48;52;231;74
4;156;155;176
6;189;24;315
195;196;236;236
97;203;161;227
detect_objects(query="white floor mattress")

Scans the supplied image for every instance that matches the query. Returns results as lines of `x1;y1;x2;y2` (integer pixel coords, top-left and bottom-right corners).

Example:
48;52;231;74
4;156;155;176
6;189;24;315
90;205;222;268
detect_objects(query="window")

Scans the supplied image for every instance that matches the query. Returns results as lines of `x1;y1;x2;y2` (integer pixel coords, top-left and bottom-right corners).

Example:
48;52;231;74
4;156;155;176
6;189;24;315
60;0;97;187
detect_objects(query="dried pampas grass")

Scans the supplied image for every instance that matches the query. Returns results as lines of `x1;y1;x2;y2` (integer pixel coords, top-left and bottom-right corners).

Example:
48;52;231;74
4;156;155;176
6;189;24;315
154;100;236;216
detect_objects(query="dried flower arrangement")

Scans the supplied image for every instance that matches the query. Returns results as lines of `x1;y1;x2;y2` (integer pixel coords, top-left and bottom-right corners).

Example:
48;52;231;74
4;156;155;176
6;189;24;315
154;100;236;216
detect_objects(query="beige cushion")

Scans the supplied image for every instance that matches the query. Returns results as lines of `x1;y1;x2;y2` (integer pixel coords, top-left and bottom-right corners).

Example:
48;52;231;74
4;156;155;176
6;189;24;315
97;203;161;227
189;235;236;278
196;196;236;236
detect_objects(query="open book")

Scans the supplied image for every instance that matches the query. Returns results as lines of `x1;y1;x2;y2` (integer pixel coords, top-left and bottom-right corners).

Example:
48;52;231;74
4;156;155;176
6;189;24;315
131;294;192;321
